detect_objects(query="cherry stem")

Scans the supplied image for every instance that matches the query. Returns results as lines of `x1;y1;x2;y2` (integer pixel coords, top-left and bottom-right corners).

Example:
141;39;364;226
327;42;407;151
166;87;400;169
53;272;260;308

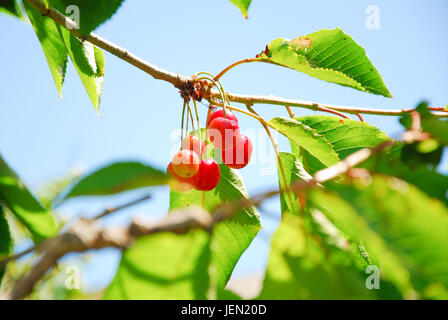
181;101;187;142
356;113;365;122
186;101;190;134
196;74;228;117
285;105;295;118
207;98;277;131
214;58;259;82
192;99;202;159
187;102;196;135
318;106;350;119
246;105;299;216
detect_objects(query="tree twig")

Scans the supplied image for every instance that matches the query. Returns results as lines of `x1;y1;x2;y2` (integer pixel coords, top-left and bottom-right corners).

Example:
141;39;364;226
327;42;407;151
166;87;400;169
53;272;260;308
285;105;295;118
212;92;448;118
4;206;215;300
0;194;152;278
24;0;448;118
0;245;37;269
92;193;152;220
25;0;190;89
2;140;394;300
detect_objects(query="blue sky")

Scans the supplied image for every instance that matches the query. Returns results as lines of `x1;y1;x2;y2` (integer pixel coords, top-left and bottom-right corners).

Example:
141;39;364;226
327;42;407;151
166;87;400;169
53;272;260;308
1;0;447;292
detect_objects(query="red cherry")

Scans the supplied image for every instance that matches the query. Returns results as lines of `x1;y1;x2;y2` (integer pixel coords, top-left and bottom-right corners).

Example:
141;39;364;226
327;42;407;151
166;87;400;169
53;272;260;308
181;135;206;156
194;159;220;191
222;134;253;169
208;118;240;150
167;162;199;192
171;150;200;178
207;109;238;127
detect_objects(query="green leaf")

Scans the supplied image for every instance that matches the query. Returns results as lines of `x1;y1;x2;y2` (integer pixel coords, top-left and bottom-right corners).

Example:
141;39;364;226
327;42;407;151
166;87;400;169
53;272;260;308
400;101;448;146
104;226;211;299
361;143;448;205
312;175;448;298
0;0;23;18
258;214;379;299
229;0;251;18
38;171;81;208
0;204;13;285
0;155;58;243
57;27;105;110
277;152;312;215
269;117;339;171
292;115;389;173
50;0;125;36
218;288;243;300
24;0;68;97
63;161;168;199
170;164;261;288
260;28;391;97
421;118;448;146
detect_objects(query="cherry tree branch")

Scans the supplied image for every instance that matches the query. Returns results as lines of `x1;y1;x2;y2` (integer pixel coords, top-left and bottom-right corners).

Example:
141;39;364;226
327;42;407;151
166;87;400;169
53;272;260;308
0;193;153;270
1;140;394;300
212;92;448;118
92;193;152;220
25;0;448;118
3;206;216;300
25;0;190;89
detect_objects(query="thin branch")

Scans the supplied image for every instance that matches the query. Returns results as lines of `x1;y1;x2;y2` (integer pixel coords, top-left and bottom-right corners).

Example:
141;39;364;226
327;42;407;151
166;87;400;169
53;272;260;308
93;194;152;220
5;207;215;300
285;105;295;118
356;113;365;122
246;105;299;214
25;0;448;119
317;106;350;120
213;58;258;82
212;92;448;118
0;194;151;271
0;245;37;269
3;140;394;300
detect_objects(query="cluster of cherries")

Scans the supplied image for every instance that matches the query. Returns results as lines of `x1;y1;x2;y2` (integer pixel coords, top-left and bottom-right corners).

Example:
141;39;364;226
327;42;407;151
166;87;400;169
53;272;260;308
167;108;253;192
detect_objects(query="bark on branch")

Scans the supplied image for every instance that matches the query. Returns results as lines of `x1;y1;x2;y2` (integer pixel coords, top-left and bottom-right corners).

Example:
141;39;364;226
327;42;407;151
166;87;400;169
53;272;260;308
2;140;394;300
25;0;448;118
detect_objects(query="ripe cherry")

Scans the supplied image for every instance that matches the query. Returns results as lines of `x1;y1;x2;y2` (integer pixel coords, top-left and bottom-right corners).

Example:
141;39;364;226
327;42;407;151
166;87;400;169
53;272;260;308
194;159;220;191
207;109;238;127
222;134;253;169
167;162;199;192
171;149;200;178
208;117;240;150
181;135;206;156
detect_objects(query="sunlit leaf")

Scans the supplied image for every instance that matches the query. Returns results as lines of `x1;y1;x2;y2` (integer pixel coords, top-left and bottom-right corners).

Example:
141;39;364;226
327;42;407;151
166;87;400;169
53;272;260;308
269;117;339;170
260;28;391;97
277;152;312;215
0;204;13;285
50;0;125;36
24;0;68;97
0;0;23;18
291;115;389;173
229;0;251;18
57;27;105;110
63;161;168;199
0;155;58;242
312;175;448;298
361;143;448;205
258;214;382;299
170;164;261;288
104;227;211;299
